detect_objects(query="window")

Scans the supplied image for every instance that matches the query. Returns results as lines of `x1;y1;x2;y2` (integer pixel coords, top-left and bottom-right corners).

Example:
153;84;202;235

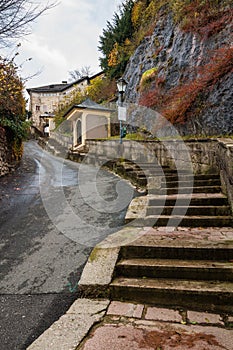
36;105;40;111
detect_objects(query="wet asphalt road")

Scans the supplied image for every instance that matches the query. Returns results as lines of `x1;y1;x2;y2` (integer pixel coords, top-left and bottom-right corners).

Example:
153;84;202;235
0;140;133;350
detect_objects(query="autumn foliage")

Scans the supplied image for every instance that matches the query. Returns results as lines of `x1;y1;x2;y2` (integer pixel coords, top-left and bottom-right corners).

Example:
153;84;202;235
170;0;233;37
0;58;25;118
0;56;28;142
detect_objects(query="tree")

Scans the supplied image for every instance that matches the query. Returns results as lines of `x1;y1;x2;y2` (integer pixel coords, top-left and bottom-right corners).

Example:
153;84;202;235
0;55;27;138
98;0;135;78
0;55;30;161
0;0;57;47
68;66;93;82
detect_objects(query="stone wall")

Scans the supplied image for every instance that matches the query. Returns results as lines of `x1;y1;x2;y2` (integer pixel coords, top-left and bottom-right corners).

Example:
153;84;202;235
50;131;73;148
216;139;233;211
85;138;233;209
85;139;218;174
0;126;18;176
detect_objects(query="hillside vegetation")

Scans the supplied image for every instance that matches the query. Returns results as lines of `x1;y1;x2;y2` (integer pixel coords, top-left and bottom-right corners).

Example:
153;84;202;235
0;56;29;160
55;0;232;136
99;0;233;135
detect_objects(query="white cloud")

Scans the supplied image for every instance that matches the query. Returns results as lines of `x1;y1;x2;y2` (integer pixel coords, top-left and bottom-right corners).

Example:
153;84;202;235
10;0;123;89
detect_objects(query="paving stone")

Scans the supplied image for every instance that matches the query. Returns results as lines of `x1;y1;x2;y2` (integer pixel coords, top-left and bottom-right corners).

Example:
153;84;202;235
79;320;233;350
107;301;144;318
145;306;182;323
188;311;224;325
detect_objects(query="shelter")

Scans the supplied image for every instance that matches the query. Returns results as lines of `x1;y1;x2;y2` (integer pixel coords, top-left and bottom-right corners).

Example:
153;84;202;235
64;99;113;148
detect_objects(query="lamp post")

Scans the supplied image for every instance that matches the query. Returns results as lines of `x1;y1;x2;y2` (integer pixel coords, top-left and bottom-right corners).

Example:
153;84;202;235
117;77;128;144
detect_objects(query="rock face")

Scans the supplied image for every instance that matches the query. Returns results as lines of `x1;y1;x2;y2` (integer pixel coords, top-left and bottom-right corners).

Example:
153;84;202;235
124;10;233;136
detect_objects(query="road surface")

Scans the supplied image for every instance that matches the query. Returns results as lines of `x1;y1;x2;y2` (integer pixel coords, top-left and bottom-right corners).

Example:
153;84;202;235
0;140;133;350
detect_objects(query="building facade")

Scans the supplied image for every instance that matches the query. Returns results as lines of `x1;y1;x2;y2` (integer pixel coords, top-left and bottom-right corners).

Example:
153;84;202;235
26;72;104;135
26;77;89;134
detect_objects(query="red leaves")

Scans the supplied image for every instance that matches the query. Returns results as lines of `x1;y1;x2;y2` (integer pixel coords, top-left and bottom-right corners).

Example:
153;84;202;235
139;46;233;125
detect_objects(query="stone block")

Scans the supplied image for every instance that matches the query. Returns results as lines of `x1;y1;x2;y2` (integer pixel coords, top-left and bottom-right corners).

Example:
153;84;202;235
188;311;224;325
107;301;144;318
145;307;182;323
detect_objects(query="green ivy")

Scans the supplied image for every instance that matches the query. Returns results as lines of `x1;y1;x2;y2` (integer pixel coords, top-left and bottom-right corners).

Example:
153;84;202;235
1;118;31;141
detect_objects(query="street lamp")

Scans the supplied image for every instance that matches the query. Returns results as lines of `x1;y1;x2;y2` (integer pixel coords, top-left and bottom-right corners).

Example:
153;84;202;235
117;77;128;143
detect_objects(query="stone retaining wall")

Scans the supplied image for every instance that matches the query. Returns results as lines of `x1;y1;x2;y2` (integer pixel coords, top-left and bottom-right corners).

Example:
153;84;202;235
0;127;18;176
216;139;233;211
50;131;72;148
85;139;218;174
85;138;233;210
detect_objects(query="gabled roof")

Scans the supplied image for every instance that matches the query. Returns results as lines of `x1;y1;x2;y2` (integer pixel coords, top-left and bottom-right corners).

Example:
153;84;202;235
64;98;114;118
26;71;105;94
76;98;113;111
26;76;89;94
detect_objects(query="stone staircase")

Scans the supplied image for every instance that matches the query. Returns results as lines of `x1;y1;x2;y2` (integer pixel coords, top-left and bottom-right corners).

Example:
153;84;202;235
109;161;233;313
121;161;233;227
147;171;232;227
44;138;68;159
110;236;233;313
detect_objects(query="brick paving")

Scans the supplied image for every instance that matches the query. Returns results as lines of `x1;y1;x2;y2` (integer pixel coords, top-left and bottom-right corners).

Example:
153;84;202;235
129;226;233;246
78;301;233;350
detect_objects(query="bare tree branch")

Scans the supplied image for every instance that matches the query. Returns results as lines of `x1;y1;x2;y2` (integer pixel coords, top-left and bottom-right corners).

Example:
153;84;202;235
0;0;58;47
69;66;93;82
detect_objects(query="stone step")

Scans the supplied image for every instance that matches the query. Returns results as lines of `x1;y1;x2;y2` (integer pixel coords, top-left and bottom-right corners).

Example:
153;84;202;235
116;258;233;281
110;277;233;312
161;179;221;188
148;193;229;206
45;139;69;158
124;162;170;170
150;186;221;195
158;174;220;181
143;215;233;227
120;244;233;261
146;205;231;216
134;169;191;177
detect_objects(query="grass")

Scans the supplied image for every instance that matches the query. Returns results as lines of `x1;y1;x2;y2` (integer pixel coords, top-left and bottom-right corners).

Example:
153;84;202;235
106;133;233;141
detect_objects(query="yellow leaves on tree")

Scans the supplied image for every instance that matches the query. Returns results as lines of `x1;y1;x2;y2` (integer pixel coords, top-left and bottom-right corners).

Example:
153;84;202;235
0;58;25;120
108;39;134;69
131;0;147;29
108;42;120;67
86;76;116;103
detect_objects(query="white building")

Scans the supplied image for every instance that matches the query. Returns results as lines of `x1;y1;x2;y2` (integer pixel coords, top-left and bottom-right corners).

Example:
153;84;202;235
26;72;104;135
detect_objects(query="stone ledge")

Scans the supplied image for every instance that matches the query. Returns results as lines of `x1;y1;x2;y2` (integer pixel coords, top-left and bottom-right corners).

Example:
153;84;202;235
27;299;110;350
78;226;145;298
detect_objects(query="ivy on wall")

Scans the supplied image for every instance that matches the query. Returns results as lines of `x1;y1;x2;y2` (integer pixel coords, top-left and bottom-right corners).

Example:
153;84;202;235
0;56;29;160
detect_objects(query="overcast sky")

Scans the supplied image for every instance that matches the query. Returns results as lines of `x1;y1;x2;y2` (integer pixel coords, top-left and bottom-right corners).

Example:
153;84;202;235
10;0;122;91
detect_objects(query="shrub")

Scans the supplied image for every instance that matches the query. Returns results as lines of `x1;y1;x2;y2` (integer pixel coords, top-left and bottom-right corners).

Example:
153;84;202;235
0;56;28;142
169;0;233;36
140;67;158;90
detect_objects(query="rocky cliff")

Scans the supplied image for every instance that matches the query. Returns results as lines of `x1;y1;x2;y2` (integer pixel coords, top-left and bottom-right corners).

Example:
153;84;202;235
123;6;233;136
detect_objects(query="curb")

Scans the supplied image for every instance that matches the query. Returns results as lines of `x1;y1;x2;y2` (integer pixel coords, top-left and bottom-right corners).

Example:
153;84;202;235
26;226;144;350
